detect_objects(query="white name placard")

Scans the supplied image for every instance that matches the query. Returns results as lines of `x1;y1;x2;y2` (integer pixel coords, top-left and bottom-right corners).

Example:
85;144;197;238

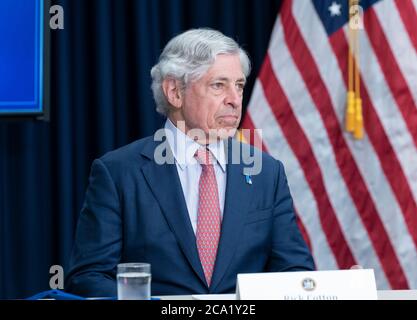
236;269;377;300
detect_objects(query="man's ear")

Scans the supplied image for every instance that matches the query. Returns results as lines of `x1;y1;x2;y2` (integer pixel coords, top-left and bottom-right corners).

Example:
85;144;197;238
162;78;183;109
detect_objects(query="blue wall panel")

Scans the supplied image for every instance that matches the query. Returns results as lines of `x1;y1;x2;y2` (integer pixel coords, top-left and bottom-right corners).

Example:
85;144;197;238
0;0;43;114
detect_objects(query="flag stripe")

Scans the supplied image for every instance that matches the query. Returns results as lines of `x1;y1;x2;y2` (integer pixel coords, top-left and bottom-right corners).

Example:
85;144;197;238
365;8;417;148
394;0;417;54
244;0;417;289
375;1;417;118
260;54;357;269
281;0;408;289
331;30;417;288
269;14;389;285
330;27;417;266
372;1;417;201
246;81;339;271
357;18;417;249
293;0;417;287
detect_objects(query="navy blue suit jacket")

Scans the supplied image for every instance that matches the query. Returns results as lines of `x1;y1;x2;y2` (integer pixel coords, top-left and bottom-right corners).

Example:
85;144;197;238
65;135;314;297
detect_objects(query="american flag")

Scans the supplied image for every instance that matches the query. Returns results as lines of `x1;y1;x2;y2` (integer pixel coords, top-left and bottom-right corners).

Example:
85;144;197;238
242;0;417;289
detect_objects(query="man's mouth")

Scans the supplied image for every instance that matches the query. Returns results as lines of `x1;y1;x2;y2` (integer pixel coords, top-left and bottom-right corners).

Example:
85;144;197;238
218;115;239;122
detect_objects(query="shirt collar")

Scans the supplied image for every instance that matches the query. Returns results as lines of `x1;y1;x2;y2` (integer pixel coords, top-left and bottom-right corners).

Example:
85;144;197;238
164;119;227;172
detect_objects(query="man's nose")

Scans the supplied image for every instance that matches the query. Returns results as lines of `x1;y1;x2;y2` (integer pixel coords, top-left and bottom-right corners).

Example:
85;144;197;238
224;86;242;107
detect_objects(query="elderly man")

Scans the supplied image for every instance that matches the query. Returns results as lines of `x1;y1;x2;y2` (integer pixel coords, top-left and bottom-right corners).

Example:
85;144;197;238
65;29;314;298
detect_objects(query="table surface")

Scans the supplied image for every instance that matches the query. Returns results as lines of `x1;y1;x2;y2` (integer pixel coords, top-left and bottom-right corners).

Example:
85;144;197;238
156;290;417;300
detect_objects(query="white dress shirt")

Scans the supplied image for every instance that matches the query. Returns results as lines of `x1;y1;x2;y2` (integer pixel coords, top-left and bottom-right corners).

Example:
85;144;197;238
164;119;227;234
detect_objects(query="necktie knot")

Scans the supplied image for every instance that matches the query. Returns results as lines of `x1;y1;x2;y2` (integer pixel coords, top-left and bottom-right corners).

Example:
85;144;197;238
195;147;214;166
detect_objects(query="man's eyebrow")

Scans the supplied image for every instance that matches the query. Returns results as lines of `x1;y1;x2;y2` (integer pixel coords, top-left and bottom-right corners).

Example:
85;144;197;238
212;76;246;82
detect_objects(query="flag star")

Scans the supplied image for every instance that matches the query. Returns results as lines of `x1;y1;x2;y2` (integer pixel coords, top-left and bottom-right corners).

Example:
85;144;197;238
328;1;342;17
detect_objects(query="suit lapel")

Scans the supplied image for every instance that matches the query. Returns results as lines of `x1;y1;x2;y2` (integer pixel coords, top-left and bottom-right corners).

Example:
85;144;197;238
210;139;254;292
140;136;206;285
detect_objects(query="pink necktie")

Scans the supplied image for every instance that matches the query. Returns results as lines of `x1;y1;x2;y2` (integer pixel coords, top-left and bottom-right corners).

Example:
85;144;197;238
195;147;221;286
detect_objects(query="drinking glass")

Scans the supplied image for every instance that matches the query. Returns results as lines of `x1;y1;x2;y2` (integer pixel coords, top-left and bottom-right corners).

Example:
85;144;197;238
117;263;151;300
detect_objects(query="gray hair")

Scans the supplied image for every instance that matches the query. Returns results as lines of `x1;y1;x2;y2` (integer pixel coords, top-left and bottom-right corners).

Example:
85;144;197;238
150;28;251;116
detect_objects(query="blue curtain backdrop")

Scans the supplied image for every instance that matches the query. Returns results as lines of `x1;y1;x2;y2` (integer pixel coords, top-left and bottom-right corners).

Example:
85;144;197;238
0;0;282;299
